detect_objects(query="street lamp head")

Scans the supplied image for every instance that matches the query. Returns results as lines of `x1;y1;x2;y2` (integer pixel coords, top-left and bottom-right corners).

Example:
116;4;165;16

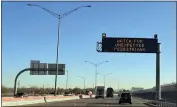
108;73;112;75
27;4;33;6
86;5;91;7
105;61;108;62
81;5;91;8
77;76;85;79
27;4;38;7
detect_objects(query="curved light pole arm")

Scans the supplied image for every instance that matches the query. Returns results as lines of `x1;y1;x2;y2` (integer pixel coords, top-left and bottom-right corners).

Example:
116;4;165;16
105;73;112;76
85;61;96;67
60;7;81;18
77;76;85;80
85;61;108;67
60;5;91;19
27;4;60;19
28;4;91;19
14;68;31;96
97;61;108;66
97;72;103;76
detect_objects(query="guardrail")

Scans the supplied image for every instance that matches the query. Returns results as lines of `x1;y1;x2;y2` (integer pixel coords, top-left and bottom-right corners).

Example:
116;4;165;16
145;100;176;107
134;97;176;107
150;100;176;107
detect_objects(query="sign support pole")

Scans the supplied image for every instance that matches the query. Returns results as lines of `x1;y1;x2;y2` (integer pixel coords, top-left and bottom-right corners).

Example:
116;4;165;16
156;43;161;100
14;67;49;96
155;34;161;100
99;33;161;100
14;68;31;97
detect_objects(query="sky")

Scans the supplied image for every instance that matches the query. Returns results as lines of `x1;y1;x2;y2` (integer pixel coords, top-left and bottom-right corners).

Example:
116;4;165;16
2;2;176;90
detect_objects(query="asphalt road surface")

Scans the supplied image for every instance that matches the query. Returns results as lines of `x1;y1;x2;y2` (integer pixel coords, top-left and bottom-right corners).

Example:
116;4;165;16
19;96;150;107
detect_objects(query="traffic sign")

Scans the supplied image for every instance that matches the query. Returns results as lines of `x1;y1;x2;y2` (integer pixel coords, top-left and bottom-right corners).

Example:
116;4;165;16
48;64;65;75
102;37;158;53
30;60;47;75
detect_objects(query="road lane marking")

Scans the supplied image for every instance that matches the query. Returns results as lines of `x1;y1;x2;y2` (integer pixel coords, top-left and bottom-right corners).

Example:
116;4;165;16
72;103;76;107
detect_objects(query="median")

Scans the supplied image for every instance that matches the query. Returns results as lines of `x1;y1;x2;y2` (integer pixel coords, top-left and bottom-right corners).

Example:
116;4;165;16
2;95;83;106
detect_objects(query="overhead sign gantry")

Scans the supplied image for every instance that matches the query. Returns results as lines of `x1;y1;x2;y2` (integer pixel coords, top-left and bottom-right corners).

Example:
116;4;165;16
96;33;161;100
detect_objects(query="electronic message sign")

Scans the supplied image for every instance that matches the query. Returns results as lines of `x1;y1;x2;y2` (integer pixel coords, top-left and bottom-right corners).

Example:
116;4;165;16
102;37;158;53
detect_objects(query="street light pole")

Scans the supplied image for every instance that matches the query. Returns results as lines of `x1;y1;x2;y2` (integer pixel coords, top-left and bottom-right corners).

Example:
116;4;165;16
66;70;68;90
85;61;108;94
97;72;112;89
104;76;106;88
55;15;60;96
95;65;97;93
28;4;91;96
84;78;85;90
76;76;85;90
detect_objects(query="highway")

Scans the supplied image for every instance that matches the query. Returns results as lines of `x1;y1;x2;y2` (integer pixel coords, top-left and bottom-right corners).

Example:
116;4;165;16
19;96;150;107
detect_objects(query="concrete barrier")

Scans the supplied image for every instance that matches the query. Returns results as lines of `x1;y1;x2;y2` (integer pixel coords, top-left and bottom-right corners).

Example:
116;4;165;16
2;99;45;106
46;96;80;102
2;95;81;106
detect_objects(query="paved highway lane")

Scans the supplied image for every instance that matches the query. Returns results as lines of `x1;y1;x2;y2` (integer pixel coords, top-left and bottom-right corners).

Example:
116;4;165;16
19;96;150;106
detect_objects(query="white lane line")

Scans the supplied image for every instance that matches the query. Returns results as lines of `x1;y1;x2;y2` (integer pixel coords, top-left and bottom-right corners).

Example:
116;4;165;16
72;103;76;107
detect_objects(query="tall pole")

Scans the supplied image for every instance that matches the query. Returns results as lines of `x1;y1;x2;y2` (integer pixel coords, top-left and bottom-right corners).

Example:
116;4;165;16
76;76;85;91
95;65;97;94
97;72;112;90
66;70;68;90
118;83;119;92
104;76;106;88
28;4;91;96
156;42;161;100
85;61;108;94
154;34;161;100
54;16;61;96
84;78;85;90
